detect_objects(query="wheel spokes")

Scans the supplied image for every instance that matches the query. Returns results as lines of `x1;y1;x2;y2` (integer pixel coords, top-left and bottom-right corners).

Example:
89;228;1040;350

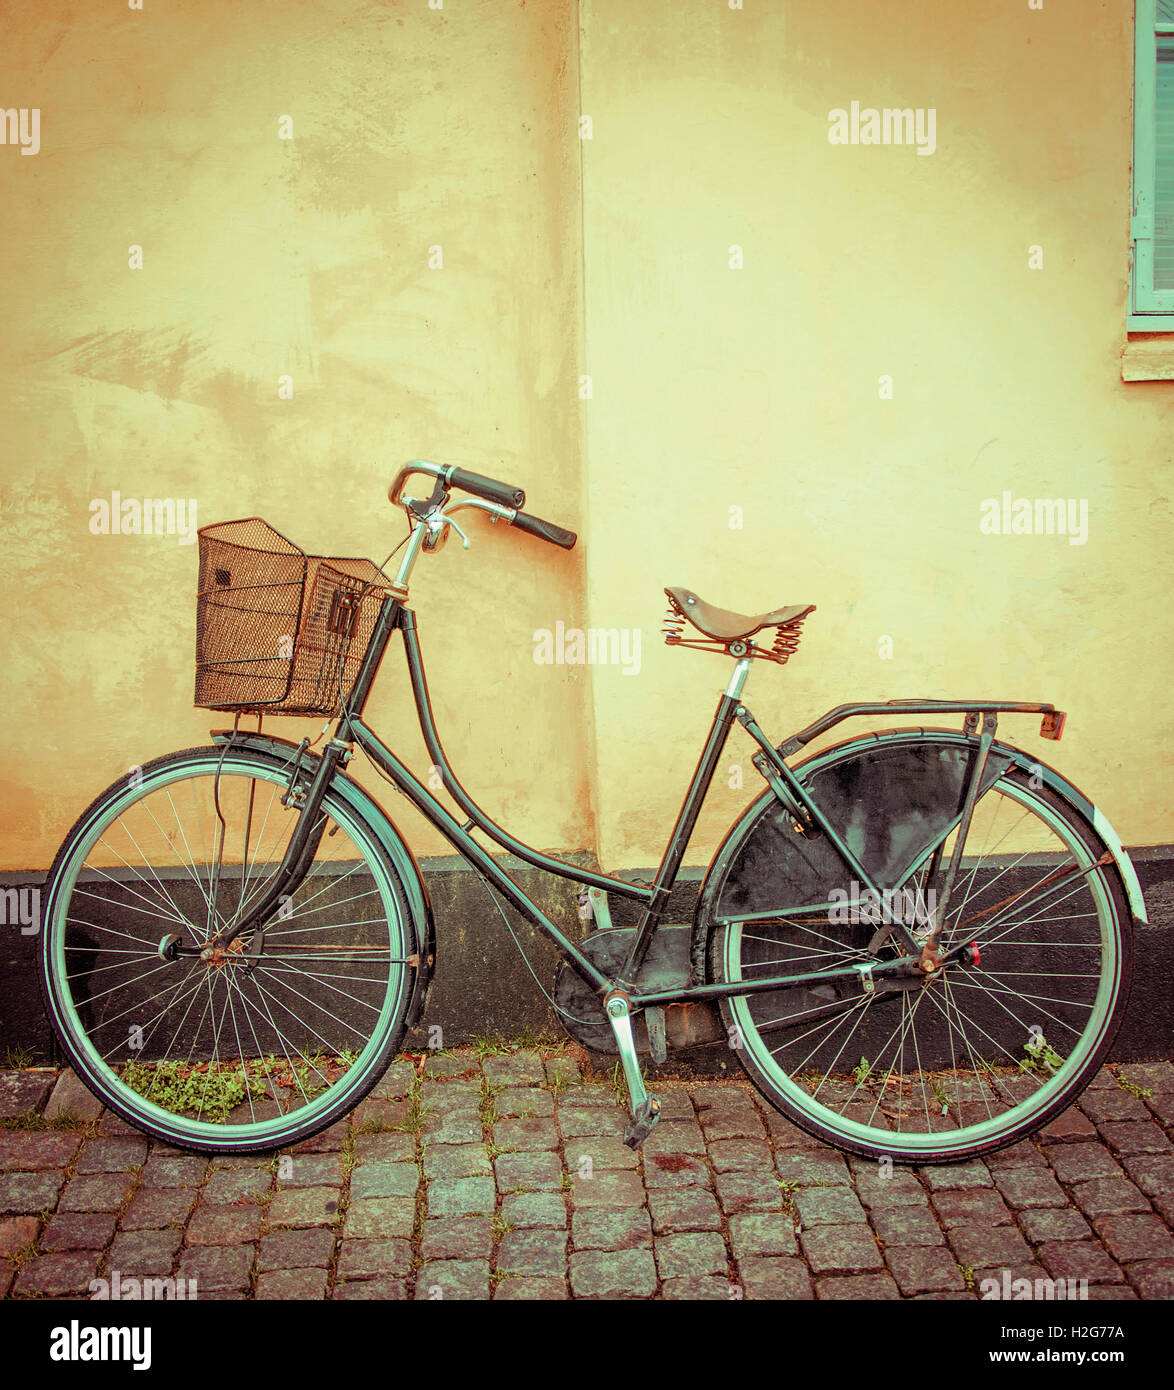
52;759;408;1136
729;773;1118;1148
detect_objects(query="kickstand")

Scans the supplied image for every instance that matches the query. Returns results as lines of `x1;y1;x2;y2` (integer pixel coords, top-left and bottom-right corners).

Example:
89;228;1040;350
605;993;661;1149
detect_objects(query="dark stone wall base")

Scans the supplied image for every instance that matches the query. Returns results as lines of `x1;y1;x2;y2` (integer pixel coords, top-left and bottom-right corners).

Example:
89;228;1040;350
4;847;1171;1068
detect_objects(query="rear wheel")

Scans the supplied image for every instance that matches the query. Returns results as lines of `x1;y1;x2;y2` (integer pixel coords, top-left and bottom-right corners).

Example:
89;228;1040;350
707;768;1133;1162
41;746;417;1153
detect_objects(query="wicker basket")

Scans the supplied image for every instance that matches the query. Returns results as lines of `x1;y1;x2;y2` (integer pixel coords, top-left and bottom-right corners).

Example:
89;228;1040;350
195;518;390;715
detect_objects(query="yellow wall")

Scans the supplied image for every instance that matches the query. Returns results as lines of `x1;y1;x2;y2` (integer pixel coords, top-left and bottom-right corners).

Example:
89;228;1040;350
0;0;594;869
579;0;1173;867
2;1;1170;876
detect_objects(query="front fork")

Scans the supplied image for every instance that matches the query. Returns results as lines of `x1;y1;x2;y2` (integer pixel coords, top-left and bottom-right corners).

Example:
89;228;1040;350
160;735;349;961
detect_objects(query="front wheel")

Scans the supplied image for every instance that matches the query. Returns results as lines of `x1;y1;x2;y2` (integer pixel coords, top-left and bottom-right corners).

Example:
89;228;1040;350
41;745;418;1153
707;765;1134;1163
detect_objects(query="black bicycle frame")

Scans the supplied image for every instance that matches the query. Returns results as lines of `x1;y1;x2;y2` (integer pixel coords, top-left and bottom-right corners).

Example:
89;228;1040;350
218;594;1064;1010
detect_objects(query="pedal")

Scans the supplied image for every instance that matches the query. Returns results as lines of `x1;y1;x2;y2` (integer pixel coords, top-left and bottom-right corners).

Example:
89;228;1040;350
645;1005;667;1064
577;885;614;930
623;1096;661;1150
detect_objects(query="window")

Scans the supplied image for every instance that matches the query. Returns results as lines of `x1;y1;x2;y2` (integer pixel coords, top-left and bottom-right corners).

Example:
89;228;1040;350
1130;0;1174;326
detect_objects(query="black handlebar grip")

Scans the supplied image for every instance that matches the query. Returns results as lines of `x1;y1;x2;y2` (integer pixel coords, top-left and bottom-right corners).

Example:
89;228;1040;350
510;510;577;549
445;466;525;510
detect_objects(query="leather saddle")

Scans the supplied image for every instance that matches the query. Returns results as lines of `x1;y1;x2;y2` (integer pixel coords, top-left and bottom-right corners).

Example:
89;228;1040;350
664;587;815;642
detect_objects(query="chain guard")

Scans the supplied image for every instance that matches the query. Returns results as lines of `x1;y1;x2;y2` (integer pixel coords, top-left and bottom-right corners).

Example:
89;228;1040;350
556;925;726;1053
554;929;636;1053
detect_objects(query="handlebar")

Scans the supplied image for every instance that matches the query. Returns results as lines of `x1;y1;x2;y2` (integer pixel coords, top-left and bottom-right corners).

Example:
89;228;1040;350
509;509;577;549
389;459;577;550
389;460;524;510
448;466;525;510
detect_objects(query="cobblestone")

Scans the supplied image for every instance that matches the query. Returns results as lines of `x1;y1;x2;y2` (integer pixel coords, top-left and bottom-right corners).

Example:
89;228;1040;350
800;1223;883;1275
569;1247;657;1299
0;1049;1168;1301
648;1187;722;1234
59;1172;135;1213
571;1206;652;1251
738;1255;813;1300
886;1246;967;1294
0;1072;54;1118
255;1267;329;1299
417;1216;489;1263
654;1231;728;1278
41;1211;117;1252
499;1192;567;1229
257;1227;336;1271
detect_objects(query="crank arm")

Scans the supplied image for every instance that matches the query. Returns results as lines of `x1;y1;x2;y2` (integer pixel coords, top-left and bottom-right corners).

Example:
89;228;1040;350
604;991;662;1149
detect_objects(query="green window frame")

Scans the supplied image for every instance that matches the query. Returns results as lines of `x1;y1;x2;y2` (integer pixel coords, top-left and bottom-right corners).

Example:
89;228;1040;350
1131;0;1174;327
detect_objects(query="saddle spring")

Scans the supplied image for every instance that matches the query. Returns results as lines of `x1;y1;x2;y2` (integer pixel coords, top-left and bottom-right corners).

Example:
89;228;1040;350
662;593;809;666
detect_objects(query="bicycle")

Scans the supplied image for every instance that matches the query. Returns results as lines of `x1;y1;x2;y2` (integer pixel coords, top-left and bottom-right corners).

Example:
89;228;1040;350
40;461;1147;1162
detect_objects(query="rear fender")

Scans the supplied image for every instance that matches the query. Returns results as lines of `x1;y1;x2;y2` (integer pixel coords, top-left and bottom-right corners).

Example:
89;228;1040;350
692;727;1146;983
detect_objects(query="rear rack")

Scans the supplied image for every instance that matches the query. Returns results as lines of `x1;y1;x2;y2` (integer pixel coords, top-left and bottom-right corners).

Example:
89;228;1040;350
775;700;1066;758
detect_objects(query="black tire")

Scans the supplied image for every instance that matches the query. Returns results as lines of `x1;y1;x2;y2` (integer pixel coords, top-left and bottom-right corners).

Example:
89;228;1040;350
706;766;1134;1163
41;746;419;1153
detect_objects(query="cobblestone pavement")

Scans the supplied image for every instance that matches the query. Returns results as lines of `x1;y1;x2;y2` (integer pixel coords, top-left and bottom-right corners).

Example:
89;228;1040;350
1;1049;1173;1300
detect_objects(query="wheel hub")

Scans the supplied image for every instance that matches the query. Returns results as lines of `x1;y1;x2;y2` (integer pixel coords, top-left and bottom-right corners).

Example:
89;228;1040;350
918;937;982;978
200;937;246;970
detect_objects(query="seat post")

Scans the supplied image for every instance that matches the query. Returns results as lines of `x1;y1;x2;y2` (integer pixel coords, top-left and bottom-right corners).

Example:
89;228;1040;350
725;650;754;700
616;654;752;986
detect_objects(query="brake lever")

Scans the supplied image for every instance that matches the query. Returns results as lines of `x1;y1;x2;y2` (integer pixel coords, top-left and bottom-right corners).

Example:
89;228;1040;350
406;477;448;521
426;513;470;550
445;516;470;549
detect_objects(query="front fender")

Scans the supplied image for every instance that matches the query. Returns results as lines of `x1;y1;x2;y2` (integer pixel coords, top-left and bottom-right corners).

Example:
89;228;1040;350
692;726;1146;983
211;729;436;1029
